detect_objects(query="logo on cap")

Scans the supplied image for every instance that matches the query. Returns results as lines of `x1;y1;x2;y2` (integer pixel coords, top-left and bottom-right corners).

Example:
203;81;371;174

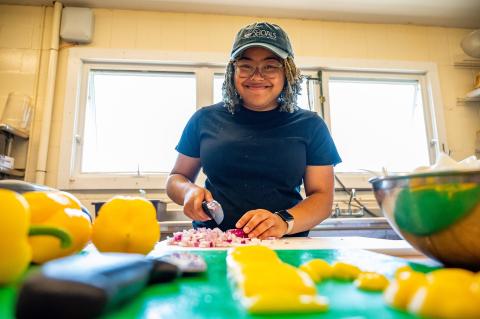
243;28;277;41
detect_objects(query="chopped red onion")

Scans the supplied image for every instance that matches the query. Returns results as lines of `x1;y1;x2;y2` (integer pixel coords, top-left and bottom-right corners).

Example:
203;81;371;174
226;228;248;238
167;227;260;248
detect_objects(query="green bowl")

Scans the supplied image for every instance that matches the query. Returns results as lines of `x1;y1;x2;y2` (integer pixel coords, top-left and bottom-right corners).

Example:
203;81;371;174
369;170;480;269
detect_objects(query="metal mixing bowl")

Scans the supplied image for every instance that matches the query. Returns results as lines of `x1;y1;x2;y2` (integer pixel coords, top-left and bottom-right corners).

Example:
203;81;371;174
369;170;480;269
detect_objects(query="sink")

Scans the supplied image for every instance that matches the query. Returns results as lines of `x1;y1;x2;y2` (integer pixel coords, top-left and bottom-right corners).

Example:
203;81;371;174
157;216;399;240
330;207;383;218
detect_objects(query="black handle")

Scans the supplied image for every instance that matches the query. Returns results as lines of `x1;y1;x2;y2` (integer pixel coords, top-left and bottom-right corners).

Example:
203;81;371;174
15;253;179;319
201;200;213;218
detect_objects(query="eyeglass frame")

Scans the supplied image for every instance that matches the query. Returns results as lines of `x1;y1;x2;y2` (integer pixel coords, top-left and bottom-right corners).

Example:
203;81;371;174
233;59;284;79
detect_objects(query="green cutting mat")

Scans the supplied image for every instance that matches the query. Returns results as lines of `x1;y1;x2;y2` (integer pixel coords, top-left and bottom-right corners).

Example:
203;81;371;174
0;249;438;319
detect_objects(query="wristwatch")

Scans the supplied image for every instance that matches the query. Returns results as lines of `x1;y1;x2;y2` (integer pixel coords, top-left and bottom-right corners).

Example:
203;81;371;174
275;209;294;235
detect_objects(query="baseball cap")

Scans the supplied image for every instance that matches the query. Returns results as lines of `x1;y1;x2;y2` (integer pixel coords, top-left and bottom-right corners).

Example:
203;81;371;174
230;22;294;60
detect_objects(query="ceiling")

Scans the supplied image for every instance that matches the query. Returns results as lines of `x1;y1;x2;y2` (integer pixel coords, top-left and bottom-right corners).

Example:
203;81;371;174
2;0;480;29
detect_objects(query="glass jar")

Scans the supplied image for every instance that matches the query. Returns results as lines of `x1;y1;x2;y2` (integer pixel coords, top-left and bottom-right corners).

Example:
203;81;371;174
1;92;33;131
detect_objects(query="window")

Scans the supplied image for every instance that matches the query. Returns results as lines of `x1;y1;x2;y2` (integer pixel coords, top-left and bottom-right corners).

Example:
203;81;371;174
82;70;196;174
59;49;445;190
58;57;220;190
322;70;444;188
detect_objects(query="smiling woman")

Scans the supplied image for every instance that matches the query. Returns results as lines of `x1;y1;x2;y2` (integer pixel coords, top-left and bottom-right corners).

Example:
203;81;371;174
166;22;342;239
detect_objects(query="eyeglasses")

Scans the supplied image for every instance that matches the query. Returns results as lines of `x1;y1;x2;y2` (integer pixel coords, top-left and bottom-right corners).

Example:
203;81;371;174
234;61;284;79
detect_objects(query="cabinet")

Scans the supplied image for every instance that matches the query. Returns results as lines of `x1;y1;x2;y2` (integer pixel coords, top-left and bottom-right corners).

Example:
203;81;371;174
0;124;29;179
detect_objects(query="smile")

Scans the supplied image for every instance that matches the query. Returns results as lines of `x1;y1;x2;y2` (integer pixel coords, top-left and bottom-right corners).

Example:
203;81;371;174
245;85;271;90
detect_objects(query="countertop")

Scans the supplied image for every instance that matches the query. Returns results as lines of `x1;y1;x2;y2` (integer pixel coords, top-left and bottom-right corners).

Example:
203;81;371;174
159;217;392;230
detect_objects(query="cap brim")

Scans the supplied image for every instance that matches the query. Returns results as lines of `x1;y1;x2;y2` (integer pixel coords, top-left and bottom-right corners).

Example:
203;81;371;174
231;43;289;60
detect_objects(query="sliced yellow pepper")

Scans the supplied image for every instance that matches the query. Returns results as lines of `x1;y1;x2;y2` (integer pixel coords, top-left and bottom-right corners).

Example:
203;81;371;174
238;264;317;297
243;293;329;314
299;259;333;283
0;190;71;284
384;270;427;310
355;272;389;291
92;196;160;254
331;261;362;281
407;269;480;319
23;191;92;264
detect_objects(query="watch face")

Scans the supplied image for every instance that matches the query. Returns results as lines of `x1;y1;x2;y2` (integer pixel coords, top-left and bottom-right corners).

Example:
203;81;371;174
277;210;294;221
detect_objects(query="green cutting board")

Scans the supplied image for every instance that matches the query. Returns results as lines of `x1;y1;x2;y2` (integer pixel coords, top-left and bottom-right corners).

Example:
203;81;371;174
0;249;438;319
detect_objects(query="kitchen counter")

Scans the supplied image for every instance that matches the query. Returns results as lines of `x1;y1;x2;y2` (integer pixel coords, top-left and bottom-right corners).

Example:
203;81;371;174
159;217;401;240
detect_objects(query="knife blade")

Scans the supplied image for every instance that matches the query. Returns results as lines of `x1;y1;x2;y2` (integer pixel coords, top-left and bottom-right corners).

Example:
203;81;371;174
201;200;224;225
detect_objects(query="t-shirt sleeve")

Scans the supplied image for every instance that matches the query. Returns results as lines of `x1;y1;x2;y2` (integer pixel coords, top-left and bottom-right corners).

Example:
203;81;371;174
307;115;342;166
175;109;202;158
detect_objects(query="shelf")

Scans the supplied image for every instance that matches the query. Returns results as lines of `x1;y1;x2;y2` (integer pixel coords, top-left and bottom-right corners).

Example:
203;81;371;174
0;166;25;177
457;97;480;104
0;123;29;139
454;58;480;68
457;87;480;104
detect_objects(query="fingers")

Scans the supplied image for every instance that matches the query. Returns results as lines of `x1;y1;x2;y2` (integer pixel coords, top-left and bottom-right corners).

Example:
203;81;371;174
235;211;255;229
247;217;275;238
243;211;271;237
183;186;212;221
236;210;287;239
258;228;277;240
204;190;214;202
194;195;212;221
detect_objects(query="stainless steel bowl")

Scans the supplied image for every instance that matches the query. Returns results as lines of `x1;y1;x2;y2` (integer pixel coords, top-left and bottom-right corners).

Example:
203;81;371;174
369;170;480;269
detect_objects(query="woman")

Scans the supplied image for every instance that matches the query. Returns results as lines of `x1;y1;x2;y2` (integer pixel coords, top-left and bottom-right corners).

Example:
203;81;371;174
166;22;341;239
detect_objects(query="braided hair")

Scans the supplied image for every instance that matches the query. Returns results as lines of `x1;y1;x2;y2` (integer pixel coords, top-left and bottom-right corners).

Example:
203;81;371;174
222;56;302;114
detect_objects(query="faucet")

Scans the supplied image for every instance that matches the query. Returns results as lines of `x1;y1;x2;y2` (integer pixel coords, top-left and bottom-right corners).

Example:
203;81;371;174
347;188;365;217
347;188;356;215
332;203;341;218
331;189;365;218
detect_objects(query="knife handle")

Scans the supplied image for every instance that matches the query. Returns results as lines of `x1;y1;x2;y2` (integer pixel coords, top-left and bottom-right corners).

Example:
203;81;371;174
201;200;213;219
15;253;179;319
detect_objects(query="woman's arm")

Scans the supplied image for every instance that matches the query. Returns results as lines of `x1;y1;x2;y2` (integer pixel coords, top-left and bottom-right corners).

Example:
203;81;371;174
166;153;212;221
236;165;335;238
287;164;335;234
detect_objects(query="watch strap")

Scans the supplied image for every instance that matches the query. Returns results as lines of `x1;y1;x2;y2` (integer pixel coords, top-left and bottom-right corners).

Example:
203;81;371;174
275;210;294;235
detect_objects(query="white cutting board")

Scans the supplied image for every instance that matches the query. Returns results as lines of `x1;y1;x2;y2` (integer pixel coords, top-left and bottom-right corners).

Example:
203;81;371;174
154;236;422;257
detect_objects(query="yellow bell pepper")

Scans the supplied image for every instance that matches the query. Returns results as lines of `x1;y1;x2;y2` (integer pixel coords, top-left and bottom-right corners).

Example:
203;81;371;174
23;191;92;264
92;196;160;254
0;190;71;284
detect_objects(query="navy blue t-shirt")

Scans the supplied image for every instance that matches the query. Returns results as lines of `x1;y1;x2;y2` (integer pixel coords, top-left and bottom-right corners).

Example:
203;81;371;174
175;102;341;236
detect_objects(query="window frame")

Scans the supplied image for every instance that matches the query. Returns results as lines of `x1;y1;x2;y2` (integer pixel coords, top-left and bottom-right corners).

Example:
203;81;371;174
58;49;447;191
320;68;446;189
57;48;226;190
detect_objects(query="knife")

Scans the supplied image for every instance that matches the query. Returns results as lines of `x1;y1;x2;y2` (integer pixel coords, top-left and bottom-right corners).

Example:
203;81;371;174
15;252;204;319
201;200;224;225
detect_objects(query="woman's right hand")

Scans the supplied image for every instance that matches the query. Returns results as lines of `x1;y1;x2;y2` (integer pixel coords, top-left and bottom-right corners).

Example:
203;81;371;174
183;185;214;221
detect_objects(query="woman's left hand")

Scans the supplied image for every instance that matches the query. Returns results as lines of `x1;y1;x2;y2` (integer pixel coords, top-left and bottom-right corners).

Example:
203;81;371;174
235;209;287;239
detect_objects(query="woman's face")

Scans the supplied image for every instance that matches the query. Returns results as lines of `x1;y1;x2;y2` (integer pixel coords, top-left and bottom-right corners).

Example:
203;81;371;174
234;47;285;112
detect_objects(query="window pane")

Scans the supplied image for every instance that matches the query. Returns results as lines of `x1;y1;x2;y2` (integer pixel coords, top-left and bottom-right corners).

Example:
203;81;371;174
82;70;196;173
297;77;311;110
213;74;224;103
328;77;430;173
